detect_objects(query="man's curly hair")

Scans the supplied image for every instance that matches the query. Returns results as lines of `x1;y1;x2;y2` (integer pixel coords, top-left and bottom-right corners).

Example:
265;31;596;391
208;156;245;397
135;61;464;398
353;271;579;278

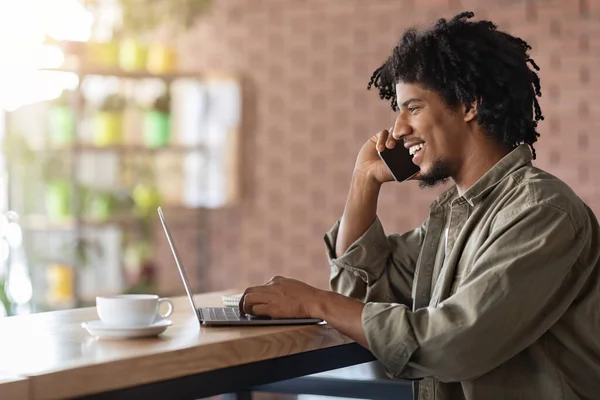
367;11;544;159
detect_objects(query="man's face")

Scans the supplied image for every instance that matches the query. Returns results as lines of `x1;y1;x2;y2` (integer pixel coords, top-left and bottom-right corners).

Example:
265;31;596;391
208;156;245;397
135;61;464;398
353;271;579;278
393;82;470;188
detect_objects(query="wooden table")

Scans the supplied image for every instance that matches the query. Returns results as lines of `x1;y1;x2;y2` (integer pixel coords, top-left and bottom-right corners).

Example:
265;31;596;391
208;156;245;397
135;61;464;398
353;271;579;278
0;291;374;400
0;373;29;399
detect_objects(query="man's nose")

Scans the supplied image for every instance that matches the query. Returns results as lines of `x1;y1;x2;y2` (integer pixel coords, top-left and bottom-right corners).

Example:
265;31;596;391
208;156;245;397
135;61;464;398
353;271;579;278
393;116;412;140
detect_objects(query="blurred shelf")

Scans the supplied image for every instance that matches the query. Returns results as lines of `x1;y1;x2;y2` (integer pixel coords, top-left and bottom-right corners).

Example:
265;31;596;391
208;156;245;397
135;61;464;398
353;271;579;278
25;214;137;230
23;207;207;231
41;66;200;80
36;144;207;154
40;67;238;81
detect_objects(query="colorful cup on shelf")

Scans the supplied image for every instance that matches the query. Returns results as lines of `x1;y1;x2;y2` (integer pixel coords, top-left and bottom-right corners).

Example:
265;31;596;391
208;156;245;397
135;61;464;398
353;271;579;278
85;41;120;68
48;106;75;146
88;192;113;221
143;110;170;148
146;43;177;74
132;183;162;218
92;111;123;146
47;263;75;304
45;180;72;220
119;38;148;72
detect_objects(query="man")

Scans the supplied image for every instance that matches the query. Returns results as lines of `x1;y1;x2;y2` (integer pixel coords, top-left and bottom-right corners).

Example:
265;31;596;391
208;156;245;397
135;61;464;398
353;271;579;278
240;11;600;400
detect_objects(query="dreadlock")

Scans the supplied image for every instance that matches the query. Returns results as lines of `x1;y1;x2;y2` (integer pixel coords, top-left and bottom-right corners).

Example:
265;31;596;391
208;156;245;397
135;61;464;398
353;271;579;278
367;11;544;159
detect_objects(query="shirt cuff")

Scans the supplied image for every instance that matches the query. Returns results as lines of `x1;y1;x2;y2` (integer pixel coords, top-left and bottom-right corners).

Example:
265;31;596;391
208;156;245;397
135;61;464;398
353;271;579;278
323;217;391;284
362;302;419;378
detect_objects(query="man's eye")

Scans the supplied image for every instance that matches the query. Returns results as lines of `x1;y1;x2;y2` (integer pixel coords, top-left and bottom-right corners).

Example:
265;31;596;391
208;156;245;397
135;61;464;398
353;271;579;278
409;107;419;114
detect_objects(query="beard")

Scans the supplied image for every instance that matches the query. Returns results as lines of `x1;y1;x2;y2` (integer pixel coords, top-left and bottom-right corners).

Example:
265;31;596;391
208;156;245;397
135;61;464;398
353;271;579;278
418;160;452;188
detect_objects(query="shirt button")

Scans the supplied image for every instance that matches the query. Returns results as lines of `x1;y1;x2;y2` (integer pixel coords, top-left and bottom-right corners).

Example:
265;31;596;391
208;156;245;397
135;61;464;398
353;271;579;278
421;384;431;399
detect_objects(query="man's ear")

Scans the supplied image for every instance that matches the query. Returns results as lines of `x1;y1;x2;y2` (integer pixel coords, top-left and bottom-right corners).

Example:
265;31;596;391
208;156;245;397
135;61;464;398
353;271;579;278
464;101;478;122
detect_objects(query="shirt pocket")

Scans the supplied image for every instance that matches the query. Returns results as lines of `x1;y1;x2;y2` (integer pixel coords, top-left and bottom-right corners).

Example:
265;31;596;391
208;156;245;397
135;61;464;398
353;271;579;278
430;258;468;306
447;232;482;297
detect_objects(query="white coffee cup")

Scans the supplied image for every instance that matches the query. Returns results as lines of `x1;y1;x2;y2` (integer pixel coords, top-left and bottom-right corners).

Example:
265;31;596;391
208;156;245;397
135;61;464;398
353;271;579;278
96;294;174;328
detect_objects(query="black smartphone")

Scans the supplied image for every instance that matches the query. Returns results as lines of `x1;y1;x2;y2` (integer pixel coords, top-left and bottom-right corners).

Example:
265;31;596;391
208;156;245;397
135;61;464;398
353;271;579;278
378;144;420;182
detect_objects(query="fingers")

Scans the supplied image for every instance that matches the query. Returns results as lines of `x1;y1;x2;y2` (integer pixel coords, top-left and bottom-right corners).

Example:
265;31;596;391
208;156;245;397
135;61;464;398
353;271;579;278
375;127;397;152
242;292;276;315
238;286;260;315
385;126;397;149
375;130;387;152
238;288;248;314
239;276;287;315
250;304;275;318
266;275;283;285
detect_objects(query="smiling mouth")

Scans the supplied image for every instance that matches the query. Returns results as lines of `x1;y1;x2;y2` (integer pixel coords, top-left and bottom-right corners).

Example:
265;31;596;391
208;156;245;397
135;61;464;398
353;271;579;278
408;143;424;157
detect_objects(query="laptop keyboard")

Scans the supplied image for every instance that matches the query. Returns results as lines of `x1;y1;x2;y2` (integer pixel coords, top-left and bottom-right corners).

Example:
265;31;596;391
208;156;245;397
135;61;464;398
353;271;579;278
208;307;243;321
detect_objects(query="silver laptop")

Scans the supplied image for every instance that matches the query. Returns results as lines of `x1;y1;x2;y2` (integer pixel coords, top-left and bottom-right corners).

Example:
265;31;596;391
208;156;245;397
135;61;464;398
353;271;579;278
158;207;323;326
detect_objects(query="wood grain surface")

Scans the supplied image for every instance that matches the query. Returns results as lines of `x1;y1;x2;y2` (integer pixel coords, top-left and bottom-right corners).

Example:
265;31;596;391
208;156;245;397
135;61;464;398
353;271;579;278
0;290;354;400
0;373;28;399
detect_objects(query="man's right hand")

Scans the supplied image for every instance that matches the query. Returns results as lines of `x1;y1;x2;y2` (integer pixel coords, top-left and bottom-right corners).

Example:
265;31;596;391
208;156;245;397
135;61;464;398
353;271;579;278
335;127;410;257
353;127;398;185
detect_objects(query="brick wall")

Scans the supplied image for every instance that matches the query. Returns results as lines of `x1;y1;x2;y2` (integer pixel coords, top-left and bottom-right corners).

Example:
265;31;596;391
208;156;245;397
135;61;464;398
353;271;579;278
155;0;600;295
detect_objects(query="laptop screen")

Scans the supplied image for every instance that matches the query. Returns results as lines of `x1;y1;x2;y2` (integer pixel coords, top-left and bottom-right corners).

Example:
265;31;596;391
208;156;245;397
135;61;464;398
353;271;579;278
157;207;201;323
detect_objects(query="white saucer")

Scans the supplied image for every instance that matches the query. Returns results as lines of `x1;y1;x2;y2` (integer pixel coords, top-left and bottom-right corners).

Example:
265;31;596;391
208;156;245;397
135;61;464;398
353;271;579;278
81;319;172;339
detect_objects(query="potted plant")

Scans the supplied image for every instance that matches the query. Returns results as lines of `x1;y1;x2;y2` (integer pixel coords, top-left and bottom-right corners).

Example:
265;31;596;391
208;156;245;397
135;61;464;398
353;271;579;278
123;239;156;294
2;130;71;221
124;180;162;295
0;280;9;317
48;91;75;147
85;186;131;222
1;130;71;221
46;236;104;310
143;92;171;148
85;0;212;72
146;42;177;74
45;261;76;309
118;33;149;72
86;188;114;221
92;93;126;147
1;131;36;206
45;179;73;221
37;151;76;221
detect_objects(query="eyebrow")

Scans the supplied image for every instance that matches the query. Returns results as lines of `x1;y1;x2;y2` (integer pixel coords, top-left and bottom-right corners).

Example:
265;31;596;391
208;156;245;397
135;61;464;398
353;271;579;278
401;98;423;107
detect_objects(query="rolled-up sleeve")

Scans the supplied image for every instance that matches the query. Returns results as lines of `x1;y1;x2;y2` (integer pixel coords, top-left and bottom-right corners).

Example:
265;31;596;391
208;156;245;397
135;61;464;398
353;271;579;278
361;204;593;382
324;216;427;306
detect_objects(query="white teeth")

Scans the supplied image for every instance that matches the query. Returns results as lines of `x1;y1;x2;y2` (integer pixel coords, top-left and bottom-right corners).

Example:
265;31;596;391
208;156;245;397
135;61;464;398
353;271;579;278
409;143;424;156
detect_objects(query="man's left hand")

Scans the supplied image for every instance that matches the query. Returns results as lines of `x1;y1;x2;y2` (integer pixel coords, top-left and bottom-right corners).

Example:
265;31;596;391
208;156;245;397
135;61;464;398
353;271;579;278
239;276;323;319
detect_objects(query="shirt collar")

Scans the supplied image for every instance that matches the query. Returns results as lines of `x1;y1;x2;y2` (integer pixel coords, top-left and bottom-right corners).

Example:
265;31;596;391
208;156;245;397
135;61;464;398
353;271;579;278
432;144;533;209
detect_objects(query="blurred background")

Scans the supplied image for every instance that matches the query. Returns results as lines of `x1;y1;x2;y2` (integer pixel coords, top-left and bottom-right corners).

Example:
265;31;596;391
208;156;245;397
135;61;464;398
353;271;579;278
0;0;598;316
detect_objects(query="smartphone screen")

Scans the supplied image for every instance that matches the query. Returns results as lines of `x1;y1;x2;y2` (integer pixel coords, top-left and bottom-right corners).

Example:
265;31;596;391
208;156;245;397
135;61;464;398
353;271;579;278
378;144;420;182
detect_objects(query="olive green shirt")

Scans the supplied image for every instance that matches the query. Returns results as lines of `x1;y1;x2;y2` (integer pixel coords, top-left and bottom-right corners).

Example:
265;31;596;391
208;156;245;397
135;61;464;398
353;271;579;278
325;144;600;400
